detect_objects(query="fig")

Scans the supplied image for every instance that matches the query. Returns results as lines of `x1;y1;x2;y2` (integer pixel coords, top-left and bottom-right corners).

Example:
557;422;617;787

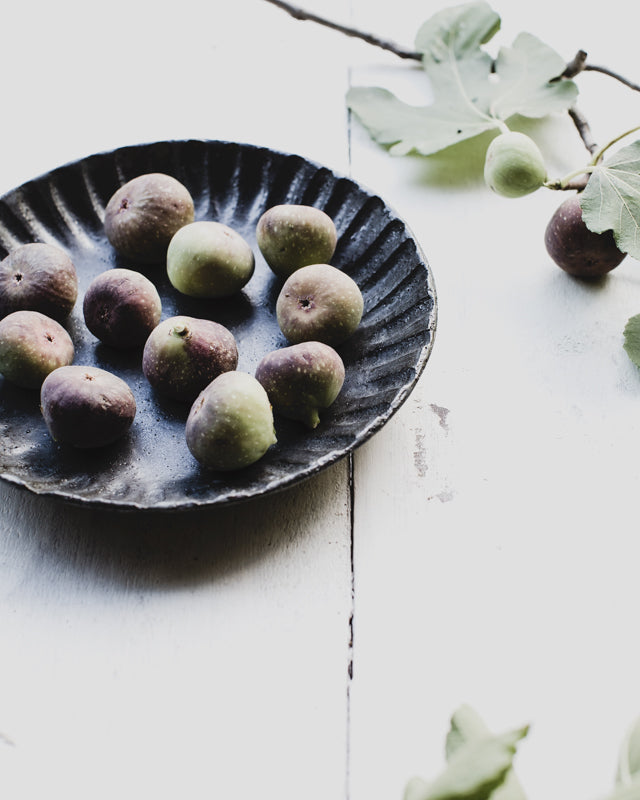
255;341;345;429
40;365;136;448
142;315;238;403
276;263;363;346
484;131;547;198
0;242;78;321
104;172;195;263
83;268;162;349
166;220;255;298
544;193;626;279
185;371;277;471
0;310;74;389
256;204;337;278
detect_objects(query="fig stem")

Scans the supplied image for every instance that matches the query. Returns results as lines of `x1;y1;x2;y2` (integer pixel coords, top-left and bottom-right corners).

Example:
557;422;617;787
589;124;640;165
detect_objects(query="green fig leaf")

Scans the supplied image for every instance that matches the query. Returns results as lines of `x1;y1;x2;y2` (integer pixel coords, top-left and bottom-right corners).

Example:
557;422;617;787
445;706;529;800
623;315;640;368
604;776;640;800
580;141;640;259
403;723;529;800
346;2;577;156
617;716;640;784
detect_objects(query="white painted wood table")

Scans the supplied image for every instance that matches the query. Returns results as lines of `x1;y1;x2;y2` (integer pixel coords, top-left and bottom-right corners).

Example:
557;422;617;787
1;2;639;799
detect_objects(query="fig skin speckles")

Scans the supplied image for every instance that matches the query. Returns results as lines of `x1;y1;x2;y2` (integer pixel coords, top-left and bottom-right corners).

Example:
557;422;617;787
0;310;74;389
166;220;255;298
142;315;238;403
276;263;363;346
0;242;78;321
185;371;277;471
256;204;337;278
104;173;195;264
40;365;136;448
256;341;345;429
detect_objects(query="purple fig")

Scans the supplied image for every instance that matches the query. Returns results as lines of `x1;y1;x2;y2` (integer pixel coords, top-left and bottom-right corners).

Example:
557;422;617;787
276;263;363;346
40;365;136;448
104;173;195;263
142;315;238;403
0;242;78;321
83;268;162;349
255;341;345;428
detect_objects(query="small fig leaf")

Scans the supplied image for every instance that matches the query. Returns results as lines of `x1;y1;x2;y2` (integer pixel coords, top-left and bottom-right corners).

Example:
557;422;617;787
580;141;640;259
624;315;640;369
403;723;529;800
414;1;501;61
617;716;640;784
604;775;640;800
445;706;529;800
347;2;577;156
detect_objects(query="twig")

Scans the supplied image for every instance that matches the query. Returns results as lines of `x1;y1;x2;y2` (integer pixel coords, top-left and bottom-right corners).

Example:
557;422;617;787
568;106;599;156
584;63;640;92
263;0;422;60
264;0;640;159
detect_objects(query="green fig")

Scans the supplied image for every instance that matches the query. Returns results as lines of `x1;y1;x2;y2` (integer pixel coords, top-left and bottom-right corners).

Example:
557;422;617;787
484;131;547;198
185;371;276;471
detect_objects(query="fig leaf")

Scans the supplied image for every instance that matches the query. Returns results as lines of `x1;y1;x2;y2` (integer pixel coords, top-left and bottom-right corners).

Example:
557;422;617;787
403;719;529;800
346;2;577;156
623;314;640;368
580;141;640;260
617;716;640;785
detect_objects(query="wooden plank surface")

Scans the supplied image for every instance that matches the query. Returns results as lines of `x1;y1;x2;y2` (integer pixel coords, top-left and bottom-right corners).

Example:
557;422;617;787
347;2;640;800
2;2;640;800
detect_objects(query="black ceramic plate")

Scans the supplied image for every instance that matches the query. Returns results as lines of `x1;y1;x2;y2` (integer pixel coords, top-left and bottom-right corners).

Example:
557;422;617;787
0;139;437;510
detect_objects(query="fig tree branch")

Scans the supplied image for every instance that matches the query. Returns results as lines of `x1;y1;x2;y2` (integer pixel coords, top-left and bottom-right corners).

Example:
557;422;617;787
263;0;640;160
262;0;422;60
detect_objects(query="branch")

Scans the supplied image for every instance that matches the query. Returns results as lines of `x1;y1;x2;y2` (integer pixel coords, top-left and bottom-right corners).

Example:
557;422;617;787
584;63;640;92
568;106;599;156
263;0;422;60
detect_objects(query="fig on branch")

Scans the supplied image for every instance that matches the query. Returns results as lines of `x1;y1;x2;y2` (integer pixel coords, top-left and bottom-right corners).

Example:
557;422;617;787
484;131;547;198
544;193;626;279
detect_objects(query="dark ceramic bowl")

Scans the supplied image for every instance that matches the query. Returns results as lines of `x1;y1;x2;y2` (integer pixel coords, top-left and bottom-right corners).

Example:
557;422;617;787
0;139;437;510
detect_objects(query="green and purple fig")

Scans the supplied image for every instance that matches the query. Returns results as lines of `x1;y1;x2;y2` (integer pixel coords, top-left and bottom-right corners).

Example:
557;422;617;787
276;263;363;346
83;268;162;349
0;310;74;389
142;315;238;403
256;204;337;278
166;220;255;298
104;172;195;263
40;365;136;448
255;341;345;429
185;371;277;471
0;242;78;321
484;131;547;198
545;193;626;279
